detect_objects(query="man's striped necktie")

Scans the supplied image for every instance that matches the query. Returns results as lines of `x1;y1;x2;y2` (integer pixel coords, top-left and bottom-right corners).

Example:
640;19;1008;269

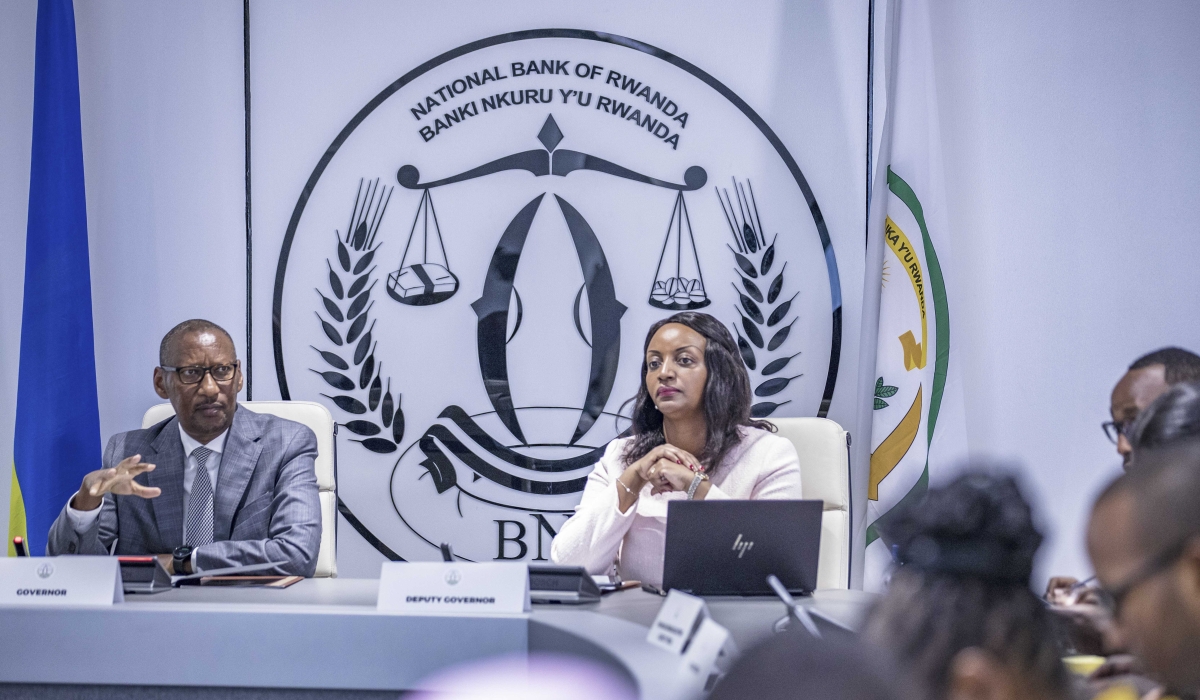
184;446;215;547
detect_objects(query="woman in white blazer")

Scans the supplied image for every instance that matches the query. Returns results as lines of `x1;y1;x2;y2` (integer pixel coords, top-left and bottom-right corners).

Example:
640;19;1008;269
550;311;802;587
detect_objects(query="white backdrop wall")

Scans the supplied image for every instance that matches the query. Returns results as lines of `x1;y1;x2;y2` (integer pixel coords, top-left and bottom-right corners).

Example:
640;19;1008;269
0;0;871;571
0;0;247;539
73;0;247;443
926;0;1200;585
1;0;1198;587
248;0;870;575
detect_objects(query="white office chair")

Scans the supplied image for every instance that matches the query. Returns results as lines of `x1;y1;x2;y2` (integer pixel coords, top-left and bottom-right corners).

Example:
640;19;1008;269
142;400;338;578
766;417;852;590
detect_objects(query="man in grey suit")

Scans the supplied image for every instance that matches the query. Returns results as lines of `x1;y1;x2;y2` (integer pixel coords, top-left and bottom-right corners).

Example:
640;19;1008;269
47;319;321;577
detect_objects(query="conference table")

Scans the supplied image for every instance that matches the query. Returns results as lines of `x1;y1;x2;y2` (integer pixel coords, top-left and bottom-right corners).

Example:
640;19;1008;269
0;579;875;699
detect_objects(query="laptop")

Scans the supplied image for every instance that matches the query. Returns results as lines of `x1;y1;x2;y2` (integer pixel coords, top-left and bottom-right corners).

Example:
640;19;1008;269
662;500;823;596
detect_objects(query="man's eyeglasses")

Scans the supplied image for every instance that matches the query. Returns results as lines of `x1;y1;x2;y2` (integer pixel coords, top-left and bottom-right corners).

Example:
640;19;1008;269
160;362;239;385
1098;537;1192;616
1102;419;1134;444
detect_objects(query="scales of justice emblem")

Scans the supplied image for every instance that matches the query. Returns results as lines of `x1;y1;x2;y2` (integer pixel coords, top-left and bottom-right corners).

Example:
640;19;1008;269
274;29;842;564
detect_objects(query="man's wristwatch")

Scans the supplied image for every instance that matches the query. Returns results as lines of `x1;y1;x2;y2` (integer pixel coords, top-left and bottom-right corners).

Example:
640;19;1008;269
172;546;194;575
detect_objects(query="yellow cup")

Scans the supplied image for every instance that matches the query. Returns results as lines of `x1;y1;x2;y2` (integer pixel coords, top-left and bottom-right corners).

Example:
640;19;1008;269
1062;654;1106;676
1090;686;1139;700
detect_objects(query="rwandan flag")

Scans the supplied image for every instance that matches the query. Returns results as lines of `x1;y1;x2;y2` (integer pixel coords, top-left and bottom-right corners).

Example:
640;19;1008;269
8;0;101;556
862;0;966;590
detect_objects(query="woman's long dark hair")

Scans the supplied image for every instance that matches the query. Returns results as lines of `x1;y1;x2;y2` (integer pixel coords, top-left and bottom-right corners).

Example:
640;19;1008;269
620;312;773;473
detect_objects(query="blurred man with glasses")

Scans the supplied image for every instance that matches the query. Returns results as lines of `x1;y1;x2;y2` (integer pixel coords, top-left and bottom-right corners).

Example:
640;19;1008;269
1089;440;1200;696
1048;347;1200;596
1041;348;1200;687
47;319;321;576
1106;347;1200;469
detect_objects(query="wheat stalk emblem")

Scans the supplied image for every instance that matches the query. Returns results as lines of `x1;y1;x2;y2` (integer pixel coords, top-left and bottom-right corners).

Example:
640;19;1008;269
717;179;802;417
310;178;405;453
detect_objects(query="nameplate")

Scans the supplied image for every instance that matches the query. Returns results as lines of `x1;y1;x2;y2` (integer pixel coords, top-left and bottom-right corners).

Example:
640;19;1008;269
647;589;708;654
678;618;739;694
377;562;529;615
0;557;123;607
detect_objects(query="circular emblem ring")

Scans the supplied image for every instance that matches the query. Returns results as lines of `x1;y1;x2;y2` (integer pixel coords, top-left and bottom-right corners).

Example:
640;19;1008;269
274;29;841;410
273;29;843;563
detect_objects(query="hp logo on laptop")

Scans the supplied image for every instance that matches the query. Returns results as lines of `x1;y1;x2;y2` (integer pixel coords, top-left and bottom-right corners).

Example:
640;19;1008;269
732;534;755;559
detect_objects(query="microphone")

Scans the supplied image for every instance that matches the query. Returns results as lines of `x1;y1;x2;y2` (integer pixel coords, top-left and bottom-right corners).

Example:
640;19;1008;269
767;574;821;638
439;543;454;562
12;537;28;557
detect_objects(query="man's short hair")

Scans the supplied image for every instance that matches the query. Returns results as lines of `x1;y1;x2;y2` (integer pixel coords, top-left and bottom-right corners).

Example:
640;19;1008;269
1129;347;1200;384
159;319;235;365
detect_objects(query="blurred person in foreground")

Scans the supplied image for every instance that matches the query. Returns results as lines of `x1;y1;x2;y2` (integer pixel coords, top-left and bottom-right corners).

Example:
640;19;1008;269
1088;438;1200;698
709;629;915;700
863;472;1072;700
406;652;636;700
1125;382;1200;456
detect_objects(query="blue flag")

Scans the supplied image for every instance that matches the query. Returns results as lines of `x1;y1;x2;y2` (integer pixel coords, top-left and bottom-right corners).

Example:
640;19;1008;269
9;0;101;556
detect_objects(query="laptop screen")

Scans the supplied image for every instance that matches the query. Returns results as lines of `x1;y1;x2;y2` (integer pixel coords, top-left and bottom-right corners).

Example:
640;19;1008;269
662;500;824;596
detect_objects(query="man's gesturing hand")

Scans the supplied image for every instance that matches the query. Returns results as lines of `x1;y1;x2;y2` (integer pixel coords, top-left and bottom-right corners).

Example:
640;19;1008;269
71;454;161;511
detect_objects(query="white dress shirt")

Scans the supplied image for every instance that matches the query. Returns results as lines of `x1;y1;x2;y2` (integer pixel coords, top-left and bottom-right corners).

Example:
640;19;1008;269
550;427;803;587
67;423;229;570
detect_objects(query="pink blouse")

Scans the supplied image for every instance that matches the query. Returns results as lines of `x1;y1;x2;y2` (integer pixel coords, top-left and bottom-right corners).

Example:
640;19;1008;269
550;427;802;586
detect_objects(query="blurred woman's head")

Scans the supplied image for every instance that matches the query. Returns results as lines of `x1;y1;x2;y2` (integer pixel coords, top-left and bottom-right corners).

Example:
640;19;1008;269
710;630;916;700
622;312;771;471
1129;380;1200;459
863;472;1071;700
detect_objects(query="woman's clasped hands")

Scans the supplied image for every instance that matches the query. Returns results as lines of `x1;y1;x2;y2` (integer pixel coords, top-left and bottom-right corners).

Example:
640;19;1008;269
621;444;705;496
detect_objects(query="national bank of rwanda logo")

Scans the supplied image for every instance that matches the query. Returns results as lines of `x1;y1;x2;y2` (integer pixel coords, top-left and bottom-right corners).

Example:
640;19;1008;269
274;29;843;563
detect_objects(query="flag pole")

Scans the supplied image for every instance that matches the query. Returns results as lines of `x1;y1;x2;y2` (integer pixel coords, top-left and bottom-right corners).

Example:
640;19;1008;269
851;0;902;588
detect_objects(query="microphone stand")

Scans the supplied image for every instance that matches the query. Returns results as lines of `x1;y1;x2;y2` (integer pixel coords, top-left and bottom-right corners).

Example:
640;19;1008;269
766;574;822;638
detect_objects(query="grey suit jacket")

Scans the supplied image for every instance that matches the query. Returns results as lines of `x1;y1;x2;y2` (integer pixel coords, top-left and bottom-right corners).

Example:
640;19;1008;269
46;405;321;576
